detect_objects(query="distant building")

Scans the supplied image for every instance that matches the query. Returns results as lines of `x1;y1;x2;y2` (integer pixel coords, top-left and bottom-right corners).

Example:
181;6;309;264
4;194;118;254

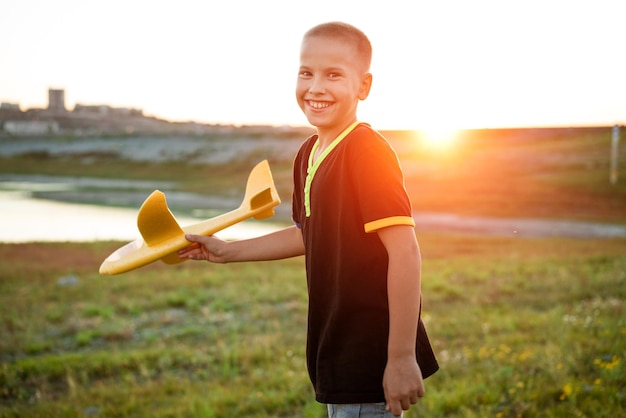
48;88;66;112
73;103;143;117
73;104;111;115
0;102;20;111
3;120;60;135
0;87;224;136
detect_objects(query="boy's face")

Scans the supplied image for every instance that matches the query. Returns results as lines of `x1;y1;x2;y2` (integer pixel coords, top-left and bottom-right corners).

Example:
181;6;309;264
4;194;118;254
296;35;372;136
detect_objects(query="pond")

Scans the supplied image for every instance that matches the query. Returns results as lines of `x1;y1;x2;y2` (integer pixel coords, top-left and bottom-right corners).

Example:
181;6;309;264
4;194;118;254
0;177;283;243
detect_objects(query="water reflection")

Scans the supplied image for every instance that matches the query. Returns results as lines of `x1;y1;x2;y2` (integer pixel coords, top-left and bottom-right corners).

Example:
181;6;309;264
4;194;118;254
0;189;281;243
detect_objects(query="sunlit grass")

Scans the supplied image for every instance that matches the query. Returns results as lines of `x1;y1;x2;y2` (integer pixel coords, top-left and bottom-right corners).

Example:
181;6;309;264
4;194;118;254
1;236;625;417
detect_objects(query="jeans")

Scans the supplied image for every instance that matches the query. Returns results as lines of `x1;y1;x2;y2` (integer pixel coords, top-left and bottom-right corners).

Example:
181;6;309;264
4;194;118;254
327;403;402;418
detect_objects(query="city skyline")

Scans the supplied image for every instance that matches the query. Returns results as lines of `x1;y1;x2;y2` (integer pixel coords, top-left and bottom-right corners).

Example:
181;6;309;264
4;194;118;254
1;0;625;131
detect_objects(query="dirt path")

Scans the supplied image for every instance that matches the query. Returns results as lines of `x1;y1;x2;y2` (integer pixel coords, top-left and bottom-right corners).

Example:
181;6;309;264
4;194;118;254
414;212;626;238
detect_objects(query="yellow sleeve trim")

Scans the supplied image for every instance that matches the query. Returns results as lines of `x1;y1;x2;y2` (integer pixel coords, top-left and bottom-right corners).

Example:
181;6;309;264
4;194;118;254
364;216;416;233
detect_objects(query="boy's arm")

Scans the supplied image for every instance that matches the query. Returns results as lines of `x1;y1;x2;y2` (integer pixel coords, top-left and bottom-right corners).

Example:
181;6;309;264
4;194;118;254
178;225;305;263
377;225;425;416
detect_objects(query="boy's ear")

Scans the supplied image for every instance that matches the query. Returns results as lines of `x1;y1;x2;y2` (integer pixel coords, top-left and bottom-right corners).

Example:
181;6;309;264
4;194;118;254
358;73;373;100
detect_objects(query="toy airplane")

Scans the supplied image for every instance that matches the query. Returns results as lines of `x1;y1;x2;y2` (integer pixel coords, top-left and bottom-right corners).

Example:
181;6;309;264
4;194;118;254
99;160;280;275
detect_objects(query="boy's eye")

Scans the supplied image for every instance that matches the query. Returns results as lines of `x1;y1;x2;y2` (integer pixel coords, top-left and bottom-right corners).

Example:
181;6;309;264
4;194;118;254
328;72;341;79
299;70;312;77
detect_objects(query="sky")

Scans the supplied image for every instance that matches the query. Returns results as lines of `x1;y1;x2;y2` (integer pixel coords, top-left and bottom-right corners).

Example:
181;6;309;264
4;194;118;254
1;0;625;130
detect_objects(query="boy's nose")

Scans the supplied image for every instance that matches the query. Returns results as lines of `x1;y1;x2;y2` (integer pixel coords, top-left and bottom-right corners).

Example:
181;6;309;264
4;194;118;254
308;76;326;94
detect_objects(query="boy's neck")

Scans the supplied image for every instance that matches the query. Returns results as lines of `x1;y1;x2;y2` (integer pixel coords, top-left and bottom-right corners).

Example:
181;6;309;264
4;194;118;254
312;121;360;163
315;119;358;148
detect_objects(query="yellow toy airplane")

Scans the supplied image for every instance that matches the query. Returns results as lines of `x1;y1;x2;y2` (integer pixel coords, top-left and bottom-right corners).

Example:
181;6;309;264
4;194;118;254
99;160;280;275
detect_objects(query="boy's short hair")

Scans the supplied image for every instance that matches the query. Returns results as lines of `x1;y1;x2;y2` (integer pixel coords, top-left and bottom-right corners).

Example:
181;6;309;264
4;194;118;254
303;22;372;73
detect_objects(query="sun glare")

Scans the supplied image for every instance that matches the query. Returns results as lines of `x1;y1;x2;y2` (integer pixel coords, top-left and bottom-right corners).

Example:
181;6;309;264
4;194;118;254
418;127;460;150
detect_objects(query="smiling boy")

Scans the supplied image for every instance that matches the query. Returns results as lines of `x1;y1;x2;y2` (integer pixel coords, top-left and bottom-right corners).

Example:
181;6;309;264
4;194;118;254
180;22;438;417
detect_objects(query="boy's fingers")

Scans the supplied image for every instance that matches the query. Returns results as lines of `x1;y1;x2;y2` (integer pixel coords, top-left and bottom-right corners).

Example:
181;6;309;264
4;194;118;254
385;401;402;417
178;240;200;256
184;235;210;249
185;234;201;242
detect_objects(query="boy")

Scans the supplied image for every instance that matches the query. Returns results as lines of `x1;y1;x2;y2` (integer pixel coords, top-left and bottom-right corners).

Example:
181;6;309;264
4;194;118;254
179;22;438;417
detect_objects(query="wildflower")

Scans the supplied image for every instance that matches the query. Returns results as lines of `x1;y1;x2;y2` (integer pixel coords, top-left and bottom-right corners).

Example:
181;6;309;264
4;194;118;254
559;383;573;401
478;346;491;360
517;349;533;362
594;355;621;370
606;356;620;370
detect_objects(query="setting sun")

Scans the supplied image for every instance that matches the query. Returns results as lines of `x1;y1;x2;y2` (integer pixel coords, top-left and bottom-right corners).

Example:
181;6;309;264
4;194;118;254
417;127;460;150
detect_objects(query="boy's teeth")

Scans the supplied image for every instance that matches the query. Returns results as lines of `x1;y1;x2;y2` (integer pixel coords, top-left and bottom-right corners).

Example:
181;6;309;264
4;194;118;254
310;101;329;109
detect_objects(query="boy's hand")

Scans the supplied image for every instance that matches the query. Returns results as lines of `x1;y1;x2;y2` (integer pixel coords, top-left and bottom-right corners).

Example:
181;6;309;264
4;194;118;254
383;356;425;416
178;234;227;263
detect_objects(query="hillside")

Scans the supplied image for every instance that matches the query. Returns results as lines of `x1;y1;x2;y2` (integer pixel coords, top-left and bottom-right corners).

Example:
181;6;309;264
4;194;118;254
0;126;624;227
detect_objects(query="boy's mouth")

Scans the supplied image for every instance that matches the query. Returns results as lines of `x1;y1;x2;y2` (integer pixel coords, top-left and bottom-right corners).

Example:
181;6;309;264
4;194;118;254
307;100;331;110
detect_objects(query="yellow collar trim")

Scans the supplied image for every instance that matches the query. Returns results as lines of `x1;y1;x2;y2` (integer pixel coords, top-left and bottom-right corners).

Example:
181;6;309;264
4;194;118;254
304;121;360;217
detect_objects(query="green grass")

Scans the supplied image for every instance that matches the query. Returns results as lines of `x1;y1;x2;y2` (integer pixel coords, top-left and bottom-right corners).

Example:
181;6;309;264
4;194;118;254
1;236;625;417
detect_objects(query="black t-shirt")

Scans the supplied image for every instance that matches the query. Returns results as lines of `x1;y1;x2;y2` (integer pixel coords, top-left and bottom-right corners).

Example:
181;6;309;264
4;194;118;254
292;123;438;404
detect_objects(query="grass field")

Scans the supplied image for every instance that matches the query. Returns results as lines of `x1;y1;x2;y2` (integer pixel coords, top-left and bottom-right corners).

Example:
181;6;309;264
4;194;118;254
1;127;625;416
1;236;624;417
